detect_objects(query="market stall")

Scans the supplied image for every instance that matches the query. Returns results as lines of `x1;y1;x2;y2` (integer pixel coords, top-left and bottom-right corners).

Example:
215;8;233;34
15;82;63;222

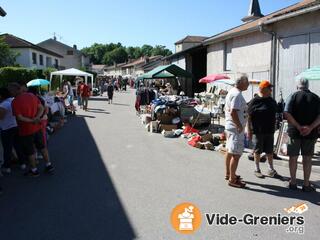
49;68;94;89
135;66;229;152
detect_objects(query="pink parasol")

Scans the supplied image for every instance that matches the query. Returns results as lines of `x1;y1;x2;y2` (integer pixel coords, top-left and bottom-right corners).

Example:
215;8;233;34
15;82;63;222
199;74;230;84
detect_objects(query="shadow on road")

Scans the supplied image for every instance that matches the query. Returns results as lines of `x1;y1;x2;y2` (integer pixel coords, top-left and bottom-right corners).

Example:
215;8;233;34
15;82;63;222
0;115;136;240
87;111;110;114
112;103;130;107
87;108;107;112
245;181;320;206
75;114;96;119
89;97;108;102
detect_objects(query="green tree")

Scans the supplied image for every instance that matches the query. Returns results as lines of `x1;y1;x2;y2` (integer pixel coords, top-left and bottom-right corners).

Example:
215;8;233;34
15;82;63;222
141;44;153;57
82;42;172;65
82;43;107;64
151;45;172;56
106;42;122;52
0;37;19;67
126;46;142;59
103;47;128;65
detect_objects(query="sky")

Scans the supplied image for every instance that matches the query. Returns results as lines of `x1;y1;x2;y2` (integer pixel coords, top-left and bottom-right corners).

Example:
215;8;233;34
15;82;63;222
1;0;300;51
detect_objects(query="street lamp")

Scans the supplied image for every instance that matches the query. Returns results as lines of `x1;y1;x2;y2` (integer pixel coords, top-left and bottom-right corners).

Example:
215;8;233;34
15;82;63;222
0;7;7;17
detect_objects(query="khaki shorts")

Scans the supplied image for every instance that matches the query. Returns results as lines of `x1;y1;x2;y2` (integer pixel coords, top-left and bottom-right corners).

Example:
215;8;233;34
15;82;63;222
287;138;317;156
226;130;245;155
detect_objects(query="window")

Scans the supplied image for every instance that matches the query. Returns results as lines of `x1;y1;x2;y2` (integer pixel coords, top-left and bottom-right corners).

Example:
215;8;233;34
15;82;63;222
32;52;37;64
224;40;233;71
67;50;74;55
54;59;58;67
39;55;43;65
46;57;52;67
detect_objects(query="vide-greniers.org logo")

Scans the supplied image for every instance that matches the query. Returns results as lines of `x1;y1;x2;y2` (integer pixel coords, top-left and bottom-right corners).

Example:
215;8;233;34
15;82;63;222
205;213;304;226
171;203;306;235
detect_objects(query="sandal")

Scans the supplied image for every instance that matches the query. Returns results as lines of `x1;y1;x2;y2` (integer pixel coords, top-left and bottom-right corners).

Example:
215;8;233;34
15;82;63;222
228;179;246;188
302;184;316;192
288;183;298;190
225;175;242;180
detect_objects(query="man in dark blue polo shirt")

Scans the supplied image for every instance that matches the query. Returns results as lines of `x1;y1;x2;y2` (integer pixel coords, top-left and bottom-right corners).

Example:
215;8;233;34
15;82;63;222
284;78;320;192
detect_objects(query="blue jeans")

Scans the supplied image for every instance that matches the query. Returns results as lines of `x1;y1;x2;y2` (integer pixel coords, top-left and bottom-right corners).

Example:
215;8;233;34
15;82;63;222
77;96;82;106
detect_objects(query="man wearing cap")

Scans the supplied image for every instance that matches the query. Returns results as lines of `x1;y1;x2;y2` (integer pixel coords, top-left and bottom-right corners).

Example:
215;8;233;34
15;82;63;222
248;80;278;178
284;78;320;192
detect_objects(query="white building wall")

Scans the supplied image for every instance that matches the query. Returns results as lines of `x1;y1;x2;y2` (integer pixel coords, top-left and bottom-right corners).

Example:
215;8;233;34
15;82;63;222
81;55;90;67
175;44;182;53
105;68;116;76
14;48;60;69
273;11;320;38
232;32;271;73
207;42;224;74
62;54;81;69
30;49;60;69
38;41;84;69
175;42;201;53
207;32;271;75
14;48;31;67
274;11;320;99
206;32;272;101
171;56;186;70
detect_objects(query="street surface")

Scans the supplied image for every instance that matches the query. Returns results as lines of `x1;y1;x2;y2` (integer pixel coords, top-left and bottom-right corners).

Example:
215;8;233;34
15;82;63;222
0;89;319;240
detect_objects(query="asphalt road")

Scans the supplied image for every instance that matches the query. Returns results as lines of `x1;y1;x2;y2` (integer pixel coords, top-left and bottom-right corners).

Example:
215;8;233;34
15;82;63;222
0;89;319;240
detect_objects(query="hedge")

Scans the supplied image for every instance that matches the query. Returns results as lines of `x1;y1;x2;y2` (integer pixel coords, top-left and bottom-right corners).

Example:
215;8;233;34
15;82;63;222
0;67;57;87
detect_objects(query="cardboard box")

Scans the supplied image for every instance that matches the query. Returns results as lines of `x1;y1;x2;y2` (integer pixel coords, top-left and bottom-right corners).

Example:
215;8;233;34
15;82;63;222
160;124;178;131
157;113;174;124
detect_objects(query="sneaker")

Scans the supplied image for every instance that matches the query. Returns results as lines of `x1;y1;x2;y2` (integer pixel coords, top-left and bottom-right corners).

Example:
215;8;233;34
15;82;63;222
2;168;11;174
267;169;277;178
254;170;264;178
302;184;316;192
24;169;40;177
44;164;55;173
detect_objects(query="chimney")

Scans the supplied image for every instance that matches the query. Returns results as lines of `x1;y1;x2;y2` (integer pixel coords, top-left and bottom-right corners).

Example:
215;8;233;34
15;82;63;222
53;36;57;41
242;0;264;23
73;44;77;50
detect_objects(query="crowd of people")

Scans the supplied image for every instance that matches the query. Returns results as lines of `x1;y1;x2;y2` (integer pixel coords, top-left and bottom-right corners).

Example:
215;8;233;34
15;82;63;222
96;75;133;104
0;76;94;194
0;83;55;194
97;76;130;97
224;75;320;191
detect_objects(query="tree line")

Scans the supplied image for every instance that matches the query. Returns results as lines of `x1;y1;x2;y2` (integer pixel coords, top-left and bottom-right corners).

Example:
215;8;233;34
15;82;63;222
81;43;172;66
0;37;18;67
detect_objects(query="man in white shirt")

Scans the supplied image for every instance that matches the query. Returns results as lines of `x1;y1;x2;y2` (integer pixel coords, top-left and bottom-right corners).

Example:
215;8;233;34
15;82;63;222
0;87;26;174
224;75;249;188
